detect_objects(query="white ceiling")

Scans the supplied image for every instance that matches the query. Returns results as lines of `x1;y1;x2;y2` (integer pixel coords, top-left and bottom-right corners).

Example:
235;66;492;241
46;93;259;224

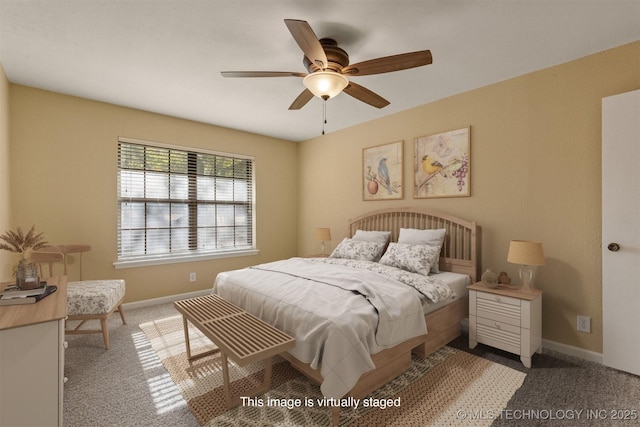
1;1;638;142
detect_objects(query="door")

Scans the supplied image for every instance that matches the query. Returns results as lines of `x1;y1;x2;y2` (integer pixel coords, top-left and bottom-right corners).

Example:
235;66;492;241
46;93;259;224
602;89;640;376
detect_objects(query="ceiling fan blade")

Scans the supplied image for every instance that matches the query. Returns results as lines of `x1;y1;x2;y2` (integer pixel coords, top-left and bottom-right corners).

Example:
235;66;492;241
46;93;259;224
289;89;314;110
343;82;390;109
342;50;432;76
221;71;306;78
284;19;328;69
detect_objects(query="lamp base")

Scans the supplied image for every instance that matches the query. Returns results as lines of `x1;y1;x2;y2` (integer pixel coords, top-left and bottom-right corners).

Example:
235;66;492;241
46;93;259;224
519;266;535;292
521;282;535;293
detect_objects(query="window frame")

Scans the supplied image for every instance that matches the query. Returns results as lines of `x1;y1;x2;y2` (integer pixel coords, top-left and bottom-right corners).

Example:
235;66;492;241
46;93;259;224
113;137;258;269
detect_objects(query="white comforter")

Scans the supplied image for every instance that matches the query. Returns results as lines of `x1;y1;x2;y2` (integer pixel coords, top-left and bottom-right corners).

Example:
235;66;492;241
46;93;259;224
212;257;453;398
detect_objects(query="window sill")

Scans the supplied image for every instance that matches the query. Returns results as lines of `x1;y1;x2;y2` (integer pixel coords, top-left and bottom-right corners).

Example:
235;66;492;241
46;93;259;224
113;248;260;269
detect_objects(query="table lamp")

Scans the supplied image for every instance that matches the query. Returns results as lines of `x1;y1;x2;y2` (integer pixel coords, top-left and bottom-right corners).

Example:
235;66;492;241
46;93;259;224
507;240;545;292
315;228;332;255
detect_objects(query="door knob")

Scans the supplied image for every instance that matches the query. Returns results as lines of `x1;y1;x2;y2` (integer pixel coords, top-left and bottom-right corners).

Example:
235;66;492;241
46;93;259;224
607;243;620;252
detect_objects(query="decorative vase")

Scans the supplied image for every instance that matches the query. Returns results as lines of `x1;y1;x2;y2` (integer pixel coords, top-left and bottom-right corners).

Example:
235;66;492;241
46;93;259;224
15;259;40;290
481;268;499;288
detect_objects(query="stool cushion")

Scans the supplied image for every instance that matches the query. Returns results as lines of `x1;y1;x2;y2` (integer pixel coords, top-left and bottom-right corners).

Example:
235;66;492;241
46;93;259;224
67;279;126;316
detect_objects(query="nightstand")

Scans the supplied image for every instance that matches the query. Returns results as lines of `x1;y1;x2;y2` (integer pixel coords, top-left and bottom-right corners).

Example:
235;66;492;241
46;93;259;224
467;282;542;368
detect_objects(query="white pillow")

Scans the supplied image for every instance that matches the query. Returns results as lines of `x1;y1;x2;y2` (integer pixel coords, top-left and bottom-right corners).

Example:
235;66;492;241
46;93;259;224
398;228;446;273
353;230;391;244
379;242;440;276
329;237;386;262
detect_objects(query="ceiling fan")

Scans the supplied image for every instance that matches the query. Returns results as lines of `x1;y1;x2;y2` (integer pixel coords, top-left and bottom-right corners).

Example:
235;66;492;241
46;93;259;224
221;19;432;110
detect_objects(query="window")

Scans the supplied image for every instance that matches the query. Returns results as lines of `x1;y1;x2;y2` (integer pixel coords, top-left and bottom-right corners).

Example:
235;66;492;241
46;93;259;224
116;138;256;267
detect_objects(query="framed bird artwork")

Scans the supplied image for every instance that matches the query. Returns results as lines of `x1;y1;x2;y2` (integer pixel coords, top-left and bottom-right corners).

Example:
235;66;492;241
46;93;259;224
414;127;471;198
363;140;404;201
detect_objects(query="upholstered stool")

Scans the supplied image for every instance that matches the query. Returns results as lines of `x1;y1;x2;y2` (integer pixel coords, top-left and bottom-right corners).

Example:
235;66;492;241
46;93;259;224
66;279;126;350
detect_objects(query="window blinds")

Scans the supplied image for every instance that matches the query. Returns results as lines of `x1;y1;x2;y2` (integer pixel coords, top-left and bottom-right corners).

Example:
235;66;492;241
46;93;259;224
117;139;255;260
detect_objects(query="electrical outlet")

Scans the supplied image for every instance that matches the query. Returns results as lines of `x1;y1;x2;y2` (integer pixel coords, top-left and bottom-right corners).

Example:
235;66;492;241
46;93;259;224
189;272;196;282
577;315;591;333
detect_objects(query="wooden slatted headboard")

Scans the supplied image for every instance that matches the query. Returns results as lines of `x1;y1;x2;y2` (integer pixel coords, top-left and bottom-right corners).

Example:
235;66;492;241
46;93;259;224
349;207;479;281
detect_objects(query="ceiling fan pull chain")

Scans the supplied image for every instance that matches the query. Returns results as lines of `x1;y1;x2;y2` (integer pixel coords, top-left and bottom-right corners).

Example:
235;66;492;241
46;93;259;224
322;98;327;135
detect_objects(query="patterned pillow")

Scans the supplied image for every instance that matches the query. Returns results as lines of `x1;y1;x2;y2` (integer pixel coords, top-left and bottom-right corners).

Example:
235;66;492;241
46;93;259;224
329;238;386;261
379;242;440;276
398;228;446;273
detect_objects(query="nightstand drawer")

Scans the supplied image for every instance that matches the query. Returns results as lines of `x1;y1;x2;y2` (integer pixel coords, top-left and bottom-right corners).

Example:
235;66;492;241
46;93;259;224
476;292;521;327
476;316;521;354
476;291;520;307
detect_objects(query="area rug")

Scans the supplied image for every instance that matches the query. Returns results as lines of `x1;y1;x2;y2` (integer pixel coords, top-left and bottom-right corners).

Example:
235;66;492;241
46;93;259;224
140;315;526;426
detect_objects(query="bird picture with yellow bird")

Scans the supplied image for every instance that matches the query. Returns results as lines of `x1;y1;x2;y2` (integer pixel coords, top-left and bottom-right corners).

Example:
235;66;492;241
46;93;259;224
421;155;444;175
414;127;471;198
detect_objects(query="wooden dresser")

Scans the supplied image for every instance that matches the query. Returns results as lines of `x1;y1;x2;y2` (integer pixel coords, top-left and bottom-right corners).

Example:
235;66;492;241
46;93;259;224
0;276;67;427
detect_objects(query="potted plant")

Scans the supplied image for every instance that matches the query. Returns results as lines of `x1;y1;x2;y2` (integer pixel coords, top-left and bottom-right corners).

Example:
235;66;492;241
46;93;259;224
0;225;48;289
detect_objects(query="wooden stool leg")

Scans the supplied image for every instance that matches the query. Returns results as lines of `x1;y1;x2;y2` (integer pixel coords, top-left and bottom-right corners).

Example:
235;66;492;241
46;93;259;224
220;352;269;409
75;320;88;330
101;318;110;350
181;315;220;363
219;354;273;409
331;407;340;427
263;356;273;390
118;304;126;324
221;352;232;407
181;316;192;360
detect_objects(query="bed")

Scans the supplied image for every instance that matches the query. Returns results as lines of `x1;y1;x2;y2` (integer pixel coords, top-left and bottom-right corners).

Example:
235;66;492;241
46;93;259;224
212;207;478;424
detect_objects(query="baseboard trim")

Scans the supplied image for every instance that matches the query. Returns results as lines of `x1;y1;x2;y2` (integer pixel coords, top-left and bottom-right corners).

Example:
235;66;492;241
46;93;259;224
122;289;210;311
542;338;603;364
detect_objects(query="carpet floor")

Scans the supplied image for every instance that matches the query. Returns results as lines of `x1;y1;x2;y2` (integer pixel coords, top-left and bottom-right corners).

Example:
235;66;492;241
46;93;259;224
138;314;525;426
63;302;640;426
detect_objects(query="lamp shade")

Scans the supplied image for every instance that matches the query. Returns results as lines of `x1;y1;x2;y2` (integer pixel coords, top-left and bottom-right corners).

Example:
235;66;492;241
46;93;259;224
303;71;349;99
315;228;332;242
507;240;545;266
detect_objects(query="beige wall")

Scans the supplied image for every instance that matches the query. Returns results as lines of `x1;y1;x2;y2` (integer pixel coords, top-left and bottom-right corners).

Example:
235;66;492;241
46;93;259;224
5;41;638;353
8;86;298;302
297;41;640;353
0;63;12;279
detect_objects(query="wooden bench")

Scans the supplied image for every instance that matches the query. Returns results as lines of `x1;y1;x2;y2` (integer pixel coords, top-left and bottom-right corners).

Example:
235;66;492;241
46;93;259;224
174;294;295;408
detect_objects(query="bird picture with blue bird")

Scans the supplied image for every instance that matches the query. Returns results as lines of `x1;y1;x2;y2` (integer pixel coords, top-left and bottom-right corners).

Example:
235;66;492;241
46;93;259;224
363;141;403;200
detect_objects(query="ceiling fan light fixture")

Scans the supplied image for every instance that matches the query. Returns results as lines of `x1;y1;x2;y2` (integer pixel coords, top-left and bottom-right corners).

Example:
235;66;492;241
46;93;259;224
303;71;349;100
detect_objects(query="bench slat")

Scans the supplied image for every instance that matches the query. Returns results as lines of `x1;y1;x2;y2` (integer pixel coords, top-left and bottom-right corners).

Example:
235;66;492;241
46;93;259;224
174;294;295;367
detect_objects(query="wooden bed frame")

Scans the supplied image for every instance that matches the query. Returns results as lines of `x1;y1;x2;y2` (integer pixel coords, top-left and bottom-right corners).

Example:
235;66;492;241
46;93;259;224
281;207;478;425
